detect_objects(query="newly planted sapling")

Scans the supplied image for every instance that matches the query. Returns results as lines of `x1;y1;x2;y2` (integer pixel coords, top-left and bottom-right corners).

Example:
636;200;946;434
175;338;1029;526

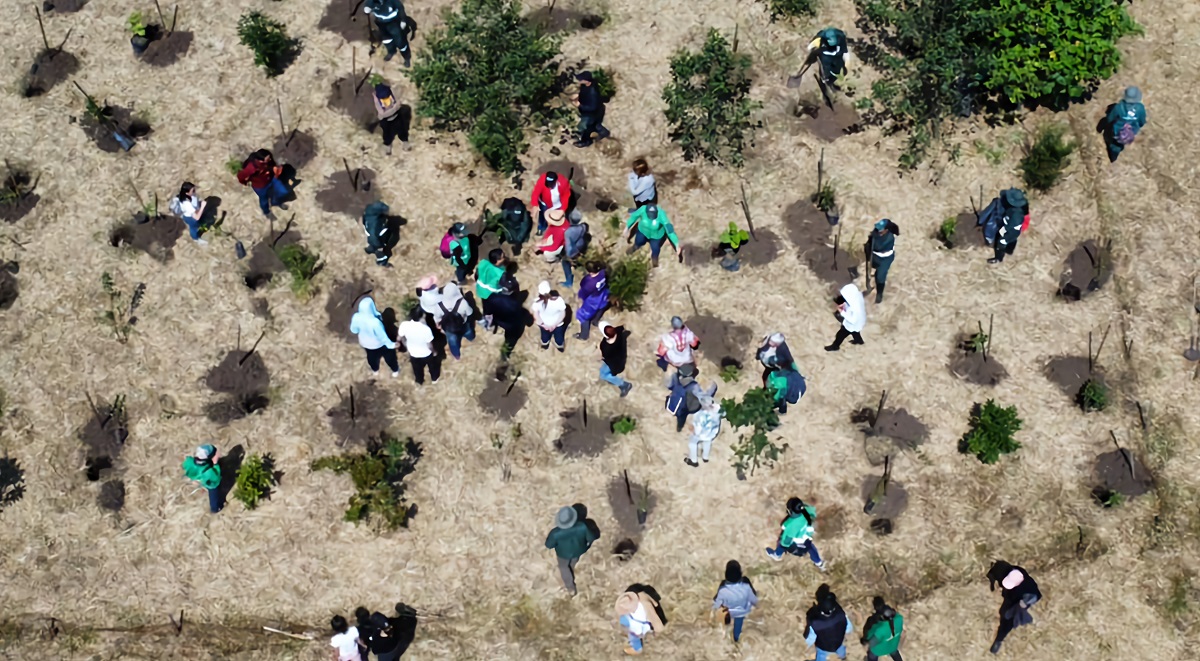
311;434;419;531
99;272;146;344
224;157;244;176
723;387;787;475
719;222;750;251
719;363;742;383
233;453;277;509
608;253;650;311
275;243;320;299
1021;124;1077;192
1079;378;1109;412
612;415;637;435
938;216;957;246
961;400;1022;464
237;11;300;77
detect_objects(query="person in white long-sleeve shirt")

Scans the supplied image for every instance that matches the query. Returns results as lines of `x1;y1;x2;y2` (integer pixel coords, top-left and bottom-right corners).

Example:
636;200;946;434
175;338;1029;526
825;283;866;351
397;306;440;385
627;158;657;209
349;297;400;377
531;280;568;352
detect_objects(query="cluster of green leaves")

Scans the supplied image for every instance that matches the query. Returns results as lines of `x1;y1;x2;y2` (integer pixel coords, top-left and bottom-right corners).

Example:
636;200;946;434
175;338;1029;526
719;363;742;383
128;11;147;37
813;183;837;212
275;243;320;299
607;252;650;311
662;29;761;168
722;387;786;474
408;0;563;174
719;222;750;249
938;216;958;244
1079;378;1109;412
233;453;276;510
968;331;988;354
311;435;416;530
1020;124;1077;192
760;0;817;21
224;157;244;177
962;400;1022;464
100;272;145;344
237;11;299;78
612;415;637;435
399;295;420;317
856;0;1138;167
591;67;616;101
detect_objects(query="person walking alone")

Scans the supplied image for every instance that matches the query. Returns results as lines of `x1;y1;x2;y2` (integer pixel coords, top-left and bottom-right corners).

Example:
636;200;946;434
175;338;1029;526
624;204;679;268
988;188;1029;265
627;158;657;209
373;84;409;155
236;149;289;219
597;321;633;397
170;182;208;245
397;306;439;385
684;395;722;467
805;584;853;661
766;497;827;570
1104;86;1147;162
868;219;899;304
861;596;904;661
350;296;400;377
544;505;598;596
712;560;758;643
364;0;413;67
575;261;609;341
825;283;866;351
182;444;222;514
362;201;396;268
987;561;1041;655
573;71;610;148
532;281;568;352
808;27;850;88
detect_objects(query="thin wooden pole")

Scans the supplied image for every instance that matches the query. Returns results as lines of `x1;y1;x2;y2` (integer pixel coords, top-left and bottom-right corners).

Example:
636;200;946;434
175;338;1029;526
152;0;167;30
872;389;888;429
985;313;994;360
34;6;50;52
343;158;356;192
170;5;178;33
276;98;286;139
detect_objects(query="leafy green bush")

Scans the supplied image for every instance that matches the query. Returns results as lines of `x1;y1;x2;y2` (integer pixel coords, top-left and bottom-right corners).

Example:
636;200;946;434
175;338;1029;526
719;364;742;383
408;0;563;174
592;67;616;101
608;253;650;311
961;400;1022;464
662;29;761;168
612;416;637;435
233;453;276;510
760;0;817;21
237;11;299;77
275;243;320;299
311;435;418;530
1079;378;1109;412
722;388;787;474
1020;124;1077;192
225;157;244;176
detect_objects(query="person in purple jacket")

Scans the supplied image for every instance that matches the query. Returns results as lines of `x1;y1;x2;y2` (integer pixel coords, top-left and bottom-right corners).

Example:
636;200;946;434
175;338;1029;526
573;261;609;341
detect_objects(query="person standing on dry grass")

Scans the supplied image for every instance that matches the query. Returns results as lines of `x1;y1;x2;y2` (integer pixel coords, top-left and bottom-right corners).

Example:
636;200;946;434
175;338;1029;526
354;607;376;661
1104;86;1146;162
362;201;396;268
861;596;905;661
627;158;657;210
665;363;716;433
350;297;401;378
597;321;632;397
170;182;208;246
615;588;665;655
364;0;413;67
986;561;1041;655
235;149;289;219
574;261;609;341
766;497;827;570
572;71;610;148
624;204;679;268
656;316;699;371
330;615;365;661
531;170;571;236
712;560;758;643
364;612;404;661
440;223;472;285
181;444;221;513
373;84;409;155
544;505;598;596
531;281;568;352
868;219;899;304
825;283;866;352
805;583;853;661
398;306;440;385
437;282;476;360
684;395;722;466
987;188;1029;265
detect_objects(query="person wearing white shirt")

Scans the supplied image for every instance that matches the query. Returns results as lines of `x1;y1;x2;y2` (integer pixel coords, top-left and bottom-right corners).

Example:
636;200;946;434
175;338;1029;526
627;158;657;209
329;615;365;661
174;181;208;245
398;307;440;384
531;280;568;352
825;283;866;351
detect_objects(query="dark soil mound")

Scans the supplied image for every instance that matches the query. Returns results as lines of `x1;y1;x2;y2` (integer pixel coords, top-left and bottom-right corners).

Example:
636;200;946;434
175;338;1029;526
318;0;372;42
1092;449;1153;499
325;276;374;340
855;407;929;451
142;31;193;67
0;193;39;223
44;0;89;12
606;472;655;538
686;230;782;270
782;199;858;287
479;376;528;420
204;395;271;424
0;270;18;309
273;130;318;170
80;105;152;153
326;381;391;447
22;49;79;97
328;74;378;130
109;213;184;262
870;519;894;535
206;350;270;396
686;314;753;373
612;538;638;560
0;456;25;511
244;227;302;290
1044;355;1101;399
1058;240;1112;301
860;476;909;520
794;98;862;142
948;339;1008;386
939;211;990;249
97;479;125;511
553;406;611;457
78;399;129;482
525;7;604;33
315;168;379;218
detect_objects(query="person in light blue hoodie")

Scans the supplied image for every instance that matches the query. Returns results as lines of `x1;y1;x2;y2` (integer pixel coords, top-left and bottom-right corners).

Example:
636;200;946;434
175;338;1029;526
712;560;759;643
350;296;400;377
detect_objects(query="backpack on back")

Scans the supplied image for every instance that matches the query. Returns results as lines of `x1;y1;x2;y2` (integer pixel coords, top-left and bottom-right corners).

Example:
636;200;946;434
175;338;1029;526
1116;122;1136;145
439;300;468;335
168;196;184;218
439;233;454;259
564;223;589;259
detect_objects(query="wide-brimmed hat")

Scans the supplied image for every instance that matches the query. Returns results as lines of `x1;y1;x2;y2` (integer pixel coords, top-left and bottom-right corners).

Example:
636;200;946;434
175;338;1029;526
1002;188;1027;208
614;592;640;616
555;506;578;529
546;208;566;226
1123;86;1142;103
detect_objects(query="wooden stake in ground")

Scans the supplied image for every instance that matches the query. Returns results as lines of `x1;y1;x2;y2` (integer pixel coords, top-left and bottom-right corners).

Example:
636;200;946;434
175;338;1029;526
817;148;825;196
34;6;50;52
349;384;356;422
739;182;756;239
275;98;286;139
170;5;178;33
623;469;634;505
343;158;358;192
871;389;889;430
1110;430;1135;479
685;284;699;317
152;0;167;31
168;609;184;635
582;398;588;428
503;371;522;397
831;224;841;271
985;313;994;361
1093;322;1111;370
271;215;295;247
352;46;357;80
239;332;266;366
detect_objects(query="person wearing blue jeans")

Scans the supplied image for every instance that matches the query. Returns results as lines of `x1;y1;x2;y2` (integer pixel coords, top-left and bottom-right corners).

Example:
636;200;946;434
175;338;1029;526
532;281;568;352
806;584;852;661
766;497;828;571
173;182;209;245
598;322;633;397
438;283;477;360
632;232;664;260
236;150;290;219
768;538;823;564
254;177;289;217
713;560;758;643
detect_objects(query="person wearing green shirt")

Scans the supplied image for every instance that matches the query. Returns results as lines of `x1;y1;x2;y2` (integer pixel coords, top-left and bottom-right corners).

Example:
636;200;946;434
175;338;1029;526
476;249;526;359
861;596;904;660
182;444;222;513
765;497;826;571
1104;86;1147;163
544;505;599;596
623;204;679;268
444;223;472;284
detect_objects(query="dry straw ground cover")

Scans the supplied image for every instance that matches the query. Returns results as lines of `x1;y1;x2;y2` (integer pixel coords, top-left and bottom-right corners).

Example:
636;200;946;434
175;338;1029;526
0;0;1198;658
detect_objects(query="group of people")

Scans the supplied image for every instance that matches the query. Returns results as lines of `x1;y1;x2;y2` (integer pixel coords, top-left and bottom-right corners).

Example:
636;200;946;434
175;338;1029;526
327;604;417;661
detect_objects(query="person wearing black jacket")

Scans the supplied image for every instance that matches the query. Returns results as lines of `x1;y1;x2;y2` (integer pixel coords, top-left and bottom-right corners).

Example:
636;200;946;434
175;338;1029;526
364;0;414;67
364;612;404;661
572;71;610;148
362;201;396;267
987;561;1041;654
805;584;852;660
597;322;632;397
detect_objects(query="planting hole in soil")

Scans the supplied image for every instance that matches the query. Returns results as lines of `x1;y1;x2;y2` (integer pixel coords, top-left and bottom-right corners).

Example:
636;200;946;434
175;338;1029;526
78;397;129;484
325;276;374;340
524;6;604;33
204;349;271;423
1058;239;1112;301
820;503;847;538
860;475;909;521
553;406;612;457
326;381;392;447
793;98;862;142
854;407;929;465
80;105;153;153
1091;449;1152;506
0;456;25;511
612;538;638;560
109;213;184;262
606;473;655;539
22;49;79;97
685;314;753;374
686;230;782;270
273;130;319;171
142;32;194;67
328;75;379;130
315;168;380;218
1044;355;1103;401
479;376;528;421
98;479;125;511
1;169;41;223
318;0;373;42
869;519;893;535
243;228;302;290
948;334;1008;386
937;211;990;250
0;270;18;310
782;199;859;288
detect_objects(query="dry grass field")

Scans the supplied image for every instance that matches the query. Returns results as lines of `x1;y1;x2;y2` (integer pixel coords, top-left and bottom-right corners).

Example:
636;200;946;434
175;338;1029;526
0;0;1198;658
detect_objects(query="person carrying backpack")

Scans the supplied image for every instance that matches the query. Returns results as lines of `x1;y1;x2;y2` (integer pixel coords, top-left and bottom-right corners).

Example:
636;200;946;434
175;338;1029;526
560;210;589;287
496;197;533;255
665;363;716;433
765;366;806;415
805;584;853;661
236;149;289;219
170;181;209;245
440;222;472;284
364;0;413;68
437;282;476;360
766;497;827;570
362;201;396;268
531;170;571;236
861;596;905;661
1104;86;1147;162
615;588;665;655
182;444;222;513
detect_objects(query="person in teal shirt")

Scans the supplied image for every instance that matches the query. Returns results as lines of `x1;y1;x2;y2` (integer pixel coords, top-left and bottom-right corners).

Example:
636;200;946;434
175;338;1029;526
182;444;222;513
444;223;472;284
766;497;827;570
623;204;679;267
1104;86;1147;162
861;596;904;661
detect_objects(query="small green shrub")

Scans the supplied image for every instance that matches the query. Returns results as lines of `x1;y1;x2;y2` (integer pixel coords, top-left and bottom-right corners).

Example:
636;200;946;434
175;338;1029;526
719;222;750;249
99;272;145;344
233;453;276;510
399;295;419;317
311;435;417;530
760;0;817;21
1020;124;1077;192
938;216;957;244
225;157;244;176
961;400;1022;464
719;364;742;383
813;183;837;212
968;332;988;354
663;29;761;168
612;416;637;435
368;73;384;88
128;11;147;37
1079;378;1109;412
591;67;616;101
722;387;786;474
237;11;299;78
608;253;650;311
275;243;320;299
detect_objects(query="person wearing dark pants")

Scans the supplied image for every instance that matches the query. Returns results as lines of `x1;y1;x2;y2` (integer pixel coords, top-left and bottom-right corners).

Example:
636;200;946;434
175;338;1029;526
862;596;904;661
350;297;401;377
182;444;222;514
1104;86;1147;162
624;204;679;268
808;27;849;88
365;346;401;374
665;363;714;433
825;283;866;351
364;0;412;67
362;201;396;268
574;262;608;341
868;219;898;304
573;71;610;148
544;506;598;595
987;561;1041;655
532;281;568;352
988;188;1029;264
236;150;289;219
398;307;439;385
531;171;571;236
712;560;758;643
373;84;408;154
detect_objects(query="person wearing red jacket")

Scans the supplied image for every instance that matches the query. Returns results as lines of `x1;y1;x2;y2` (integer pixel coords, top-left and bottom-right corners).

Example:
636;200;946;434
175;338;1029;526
531;171;571;237
536;208;569;261
236;149;290;219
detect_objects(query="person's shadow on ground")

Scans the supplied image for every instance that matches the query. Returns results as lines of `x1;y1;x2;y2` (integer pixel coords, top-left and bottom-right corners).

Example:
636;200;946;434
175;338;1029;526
216;444;245;507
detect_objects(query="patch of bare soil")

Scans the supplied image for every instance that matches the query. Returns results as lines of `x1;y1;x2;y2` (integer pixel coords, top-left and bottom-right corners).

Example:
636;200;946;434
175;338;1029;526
939;211;991;249
315;168;379;218
820;503;847;538
78;398;129;482
1043;355;1102;400
782;199;858;287
606;472;655;539
244;227;302;290
273;130;319;171
326;381;391;447
1058;239;1112;301
43;0;88;12
0;194;39;223
97;479;125;511
479;375;528;420
854;406;929;465
142;31;193;67
1;169;41;223
0;269;18;309
325;276;374;340
553;406;611;457
318;0;372;42
686;314;753;373
79;105;152;153
860;475;909;521
204;350;271;423
1092;450;1153;502
948;336;1008;386
251;297;270;319
109;213;184;262
794;97;862;142
685;230;783;270
524;6;604;33
22;49;79;97
328;74;379;130
533;160;618;213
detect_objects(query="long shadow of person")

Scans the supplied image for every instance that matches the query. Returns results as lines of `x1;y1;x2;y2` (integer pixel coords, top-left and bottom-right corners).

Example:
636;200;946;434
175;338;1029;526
391;602;419;655
216;444;245;507
397;105;413;144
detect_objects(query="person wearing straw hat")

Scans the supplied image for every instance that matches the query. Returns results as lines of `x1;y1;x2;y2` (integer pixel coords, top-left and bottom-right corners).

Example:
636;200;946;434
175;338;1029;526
373;83;409;155
1104;86;1146;162
624;204;679;268
531;280;568;352
535;208;569;266
986;561;1041;655
182;444;222;513
544;505;598;596
825;283;866;351
868;219;899;304
711;560;758;643
615;589;665;655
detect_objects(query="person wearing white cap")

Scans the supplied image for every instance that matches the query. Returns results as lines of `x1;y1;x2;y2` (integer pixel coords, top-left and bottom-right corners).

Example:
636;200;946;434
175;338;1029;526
544;505;598;595
986;561;1041;654
531;280;568;352
182;444;222;513
825;284;866;351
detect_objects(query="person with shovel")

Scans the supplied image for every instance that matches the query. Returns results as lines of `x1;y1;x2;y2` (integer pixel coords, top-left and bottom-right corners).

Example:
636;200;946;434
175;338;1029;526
1104;86;1147;162
825;283;866;351
986;561;1041;655
766;497;827;570
867;219;899;304
182;444;222;514
624;204;679;268
789;28;850;91
987;189;1029;265
544;505;599;596
364;0;413;67
362;201;396;268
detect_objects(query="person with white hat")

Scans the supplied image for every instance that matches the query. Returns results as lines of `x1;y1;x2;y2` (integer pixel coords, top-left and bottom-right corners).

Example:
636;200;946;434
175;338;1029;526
531;280;568;352
986;561;1041;654
182;444;222;513
544;505;598;595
